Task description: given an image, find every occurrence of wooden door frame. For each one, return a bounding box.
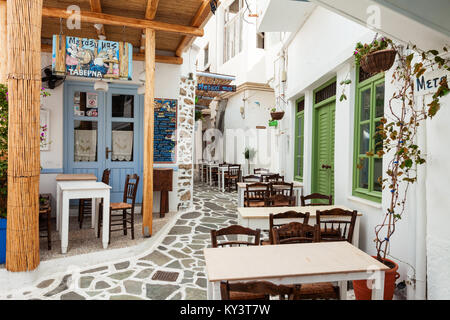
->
[311,77,336,198]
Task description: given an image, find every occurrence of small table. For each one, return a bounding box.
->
[56,181,111,254]
[204,241,389,300]
[237,181,303,207]
[237,205,362,247]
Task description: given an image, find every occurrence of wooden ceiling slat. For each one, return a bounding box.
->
[145,0,160,20]
[89,0,105,38]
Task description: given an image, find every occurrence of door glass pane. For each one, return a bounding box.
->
[358,157,369,189]
[112,94,134,118]
[374,158,383,192]
[374,121,383,153]
[375,83,385,118]
[111,122,134,161]
[360,88,371,121]
[74,121,98,162]
[360,123,370,154]
[74,91,99,117]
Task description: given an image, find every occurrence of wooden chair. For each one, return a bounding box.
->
[220,281,299,300]
[97,174,140,242]
[316,208,358,243]
[210,225,261,248]
[272,222,340,300]
[244,183,269,207]
[254,168,269,175]
[78,169,111,229]
[300,193,333,206]
[262,211,310,245]
[266,182,295,207]
[211,225,266,300]
[224,164,241,191]
[263,174,284,183]
[39,194,52,250]
[242,175,261,183]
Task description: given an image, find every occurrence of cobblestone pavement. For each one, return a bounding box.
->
[1,184,239,300]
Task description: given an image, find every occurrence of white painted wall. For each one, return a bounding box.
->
[39,51,193,214]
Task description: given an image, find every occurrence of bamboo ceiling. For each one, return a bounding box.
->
[40,0,210,59]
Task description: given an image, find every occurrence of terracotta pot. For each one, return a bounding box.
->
[360,49,397,75]
[353,256,400,300]
[270,111,285,120]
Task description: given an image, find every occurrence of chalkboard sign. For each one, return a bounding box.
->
[154,98,177,163]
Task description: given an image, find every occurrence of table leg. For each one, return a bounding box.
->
[91,197,96,229]
[209,166,212,186]
[207,281,221,300]
[56,183,61,232]
[339,281,348,300]
[238,187,244,207]
[372,270,385,300]
[221,169,225,192]
[61,193,69,254]
[102,191,110,249]
[295,189,300,206]
[218,169,221,191]
[94,198,99,232]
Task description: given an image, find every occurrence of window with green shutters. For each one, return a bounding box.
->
[294,97,305,182]
[353,68,385,202]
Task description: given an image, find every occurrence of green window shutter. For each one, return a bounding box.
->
[352,67,385,203]
[294,97,305,182]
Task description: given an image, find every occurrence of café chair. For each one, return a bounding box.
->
[316,208,358,243]
[300,193,332,206]
[220,281,299,300]
[244,183,269,207]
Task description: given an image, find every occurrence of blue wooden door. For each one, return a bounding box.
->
[64,81,143,203]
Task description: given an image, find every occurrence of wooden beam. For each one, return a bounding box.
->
[41,43,183,65]
[40,5,203,37]
[89,0,105,38]
[176,0,212,57]
[0,1,7,84]
[142,28,156,237]
[6,0,42,272]
[145,0,160,20]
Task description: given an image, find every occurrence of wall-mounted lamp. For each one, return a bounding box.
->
[240,106,245,119]
[94,79,109,92]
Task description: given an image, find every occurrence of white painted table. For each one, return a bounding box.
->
[237,181,304,207]
[204,241,388,300]
[237,205,362,247]
[56,181,111,254]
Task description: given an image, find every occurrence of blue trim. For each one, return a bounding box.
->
[41,168,64,174]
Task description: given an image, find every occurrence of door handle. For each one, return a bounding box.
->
[106,147,112,159]
[322,164,332,169]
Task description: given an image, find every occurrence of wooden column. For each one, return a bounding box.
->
[6,0,43,272]
[0,1,7,84]
[142,28,155,237]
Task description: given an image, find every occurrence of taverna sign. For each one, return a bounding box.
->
[415,69,449,96]
[52,35,133,80]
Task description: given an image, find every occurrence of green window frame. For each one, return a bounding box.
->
[294,97,305,182]
[352,68,385,203]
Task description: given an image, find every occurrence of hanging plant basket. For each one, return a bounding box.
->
[360,49,397,74]
[270,111,285,121]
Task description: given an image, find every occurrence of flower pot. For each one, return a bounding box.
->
[0,218,6,265]
[353,256,400,300]
[360,49,397,75]
[270,111,285,120]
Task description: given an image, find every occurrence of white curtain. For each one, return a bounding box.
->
[112,131,133,161]
[74,130,97,162]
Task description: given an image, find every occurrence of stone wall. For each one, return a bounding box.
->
[177,76,196,210]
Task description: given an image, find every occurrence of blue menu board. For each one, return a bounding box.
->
[154,99,177,163]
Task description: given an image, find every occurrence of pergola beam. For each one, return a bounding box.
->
[89,0,106,39]
[145,0,160,20]
[176,0,212,57]
[39,5,203,37]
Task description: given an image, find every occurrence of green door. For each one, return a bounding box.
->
[312,101,335,203]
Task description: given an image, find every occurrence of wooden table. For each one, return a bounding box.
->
[55,173,98,182]
[56,181,111,254]
[204,241,389,300]
[237,205,362,247]
[237,181,304,207]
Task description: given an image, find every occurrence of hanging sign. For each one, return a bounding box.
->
[197,83,236,92]
[415,69,449,96]
[52,35,133,80]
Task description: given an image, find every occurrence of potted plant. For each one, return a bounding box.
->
[195,110,204,122]
[354,36,397,74]
[0,84,8,264]
[353,43,450,299]
[270,107,285,120]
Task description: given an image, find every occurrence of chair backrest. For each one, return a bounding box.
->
[220,281,297,300]
[244,183,269,207]
[242,175,262,183]
[254,168,269,175]
[265,194,296,207]
[301,193,333,206]
[272,222,320,244]
[211,225,261,247]
[268,211,310,244]
[122,174,140,205]
[227,164,241,177]
[101,168,111,185]
[263,174,284,183]
[316,208,358,243]
[270,182,293,197]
